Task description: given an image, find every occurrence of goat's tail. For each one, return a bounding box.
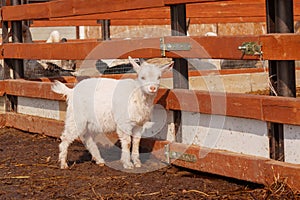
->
[51,80,73,98]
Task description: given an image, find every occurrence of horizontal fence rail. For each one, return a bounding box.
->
[1,78,300,126]
[1,0,300,24]
[1,35,300,60]
[1,0,223,21]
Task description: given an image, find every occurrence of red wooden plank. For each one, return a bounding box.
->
[141,139,300,191]
[1,38,162,60]
[156,88,300,125]
[164,36,260,60]
[4,109,300,191]
[48,0,74,18]
[3,79,67,100]
[69,0,165,16]
[31,20,100,27]
[259,34,300,61]
[2,77,300,125]
[4,113,300,191]
[262,97,300,126]
[186,1,265,18]
[0,80,5,96]
[2,35,300,60]
[164,0,224,5]
[1,0,300,23]
[5,112,64,138]
[1,0,165,20]
[1,2,50,21]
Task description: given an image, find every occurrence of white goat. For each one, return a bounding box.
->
[52,57,173,169]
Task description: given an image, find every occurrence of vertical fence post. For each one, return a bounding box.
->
[11,0,24,79]
[102,19,111,41]
[170,4,189,142]
[266,0,295,162]
[98,19,111,41]
[1,0,10,80]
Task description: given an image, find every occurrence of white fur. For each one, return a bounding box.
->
[46,30,61,43]
[52,57,173,169]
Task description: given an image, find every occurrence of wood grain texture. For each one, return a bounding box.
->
[142,139,300,191]
[2,35,299,60]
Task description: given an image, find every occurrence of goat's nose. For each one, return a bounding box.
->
[149,85,157,92]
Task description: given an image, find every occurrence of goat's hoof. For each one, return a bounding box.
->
[94,158,105,167]
[134,162,141,168]
[133,160,142,168]
[60,164,69,169]
[97,162,105,167]
[123,162,134,169]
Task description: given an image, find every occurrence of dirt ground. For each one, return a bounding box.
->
[0,128,299,200]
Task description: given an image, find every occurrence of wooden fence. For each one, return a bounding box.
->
[0,0,300,190]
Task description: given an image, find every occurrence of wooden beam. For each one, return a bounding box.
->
[158,88,300,126]
[31,20,101,27]
[1,38,162,60]
[163,36,261,59]
[1,0,300,25]
[5,112,64,138]
[2,78,300,126]
[1,0,166,21]
[164,0,221,5]
[141,139,300,191]
[1,2,51,20]
[260,34,300,61]
[2,35,300,60]
[3,111,300,191]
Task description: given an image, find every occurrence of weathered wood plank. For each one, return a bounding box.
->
[1,77,300,125]
[260,34,300,61]
[3,79,71,100]
[31,20,100,27]
[1,0,300,26]
[2,35,300,60]
[1,0,165,21]
[5,112,64,138]
[1,38,162,60]
[164,0,221,5]
[157,88,300,125]
[142,139,300,191]
[163,36,260,60]
[1,2,51,20]
[262,97,300,125]
[4,111,300,191]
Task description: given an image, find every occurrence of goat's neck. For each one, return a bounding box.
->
[134,87,155,107]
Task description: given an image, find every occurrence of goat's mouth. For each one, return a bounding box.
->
[148,91,157,95]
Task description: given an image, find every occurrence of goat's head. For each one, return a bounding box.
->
[129,56,173,95]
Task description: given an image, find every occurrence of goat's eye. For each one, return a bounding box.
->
[141,77,145,80]
[157,76,161,80]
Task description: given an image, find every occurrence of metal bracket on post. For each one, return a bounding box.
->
[160,37,191,57]
[164,144,197,164]
[238,42,262,56]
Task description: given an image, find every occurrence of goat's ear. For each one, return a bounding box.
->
[128,56,141,73]
[160,61,174,73]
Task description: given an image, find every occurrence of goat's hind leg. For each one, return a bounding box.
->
[59,129,79,169]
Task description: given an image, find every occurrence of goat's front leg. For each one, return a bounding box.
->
[131,136,141,167]
[132,126,142,168]
[117,127,134,169]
